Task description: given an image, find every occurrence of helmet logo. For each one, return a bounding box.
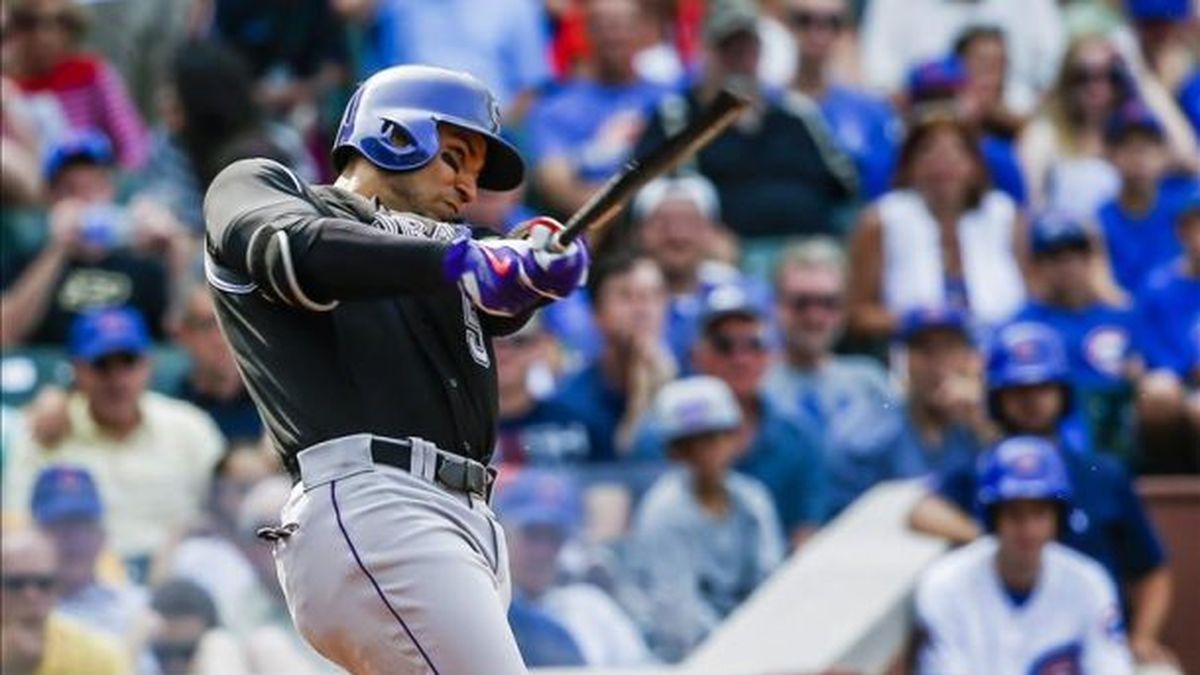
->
[488,97,502,132]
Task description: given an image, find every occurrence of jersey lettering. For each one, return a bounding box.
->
[461,292,490,367]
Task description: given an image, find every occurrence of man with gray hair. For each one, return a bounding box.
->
[762,237,903,517]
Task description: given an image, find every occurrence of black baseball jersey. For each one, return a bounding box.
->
[204,158,527,476]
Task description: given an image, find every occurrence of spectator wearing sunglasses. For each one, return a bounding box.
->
[148,579,249,675]
[1018,34,1198,222]
[4,307,225,582]
[5,0,147,168]
[762,238,901,517]
[634,283,827,547]
[785,0,901,200]
[0,527,131,675]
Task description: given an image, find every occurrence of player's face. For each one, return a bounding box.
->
[995,499,1059,560]
[695,317,770,401]
[997,383,1064,435]
[1108,133,1168,188]
[672,431,739,485]
[594,260,668,346]
[907,128,979,209]
[961,36,1007,101]
[775,264,845,359]
[637,197,713,282]
[377,125,487,220]
[1037,246,1092,298]
[73,353,152,422]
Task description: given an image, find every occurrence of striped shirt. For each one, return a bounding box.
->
[16,54,148,168]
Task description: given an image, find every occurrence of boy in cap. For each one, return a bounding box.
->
[631,375,783,661]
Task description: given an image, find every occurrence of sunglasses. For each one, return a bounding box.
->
[709,332,768,356]
[783,292,842,312]
[1,574,56,593]
[91,352,143,372]
[9,12,69,32]
[787,10,844,31]
[152,640,199,665]
[1068,65,1119,87]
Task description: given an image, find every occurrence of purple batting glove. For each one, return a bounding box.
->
[443,236,543,317]
[513,217,589,300]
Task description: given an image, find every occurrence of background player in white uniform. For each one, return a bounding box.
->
[915,435,1133,675]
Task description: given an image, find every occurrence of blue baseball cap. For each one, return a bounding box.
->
[43,130,115,182]
[700,283,764,331]
[897,306,970,343]
[1031,212,1093,255]
[494,470,582,532]
[31,465,104,524]
[1125,0,1192,21]
[1105,100,1165,143]
[907,56,968,103]
[68,306,151,363]
[655,376,743,444]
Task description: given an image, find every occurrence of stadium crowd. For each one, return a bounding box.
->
[1,0,1198,672]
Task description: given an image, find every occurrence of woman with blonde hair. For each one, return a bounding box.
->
[1019,34,1198,222]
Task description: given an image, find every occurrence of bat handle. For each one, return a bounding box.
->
[546,227,575,253]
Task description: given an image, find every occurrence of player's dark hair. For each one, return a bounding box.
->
[151,579,221,628]
[170,40,289,188]
[953,25,1005,58]
[586,248,653,309]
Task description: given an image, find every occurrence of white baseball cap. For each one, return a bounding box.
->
[632,174,721,222]
[655,376,742,444]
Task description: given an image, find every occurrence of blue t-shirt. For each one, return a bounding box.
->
[887,411,984,480]
[980,134,1028,206]
[1098,192,1184,294]
[631,396,827,534]
[1136,262,1200,379]
[508,598,586,667]
[527,78,671,182]
[1014,302,1137,391]
[547,362,627,462]
[819,85,900,200]
[496,399,593,465]
[935,443,1166,590]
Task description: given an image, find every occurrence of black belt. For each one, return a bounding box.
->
[369,437,495,499]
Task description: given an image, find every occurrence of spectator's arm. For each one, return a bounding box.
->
[1129,63,1200,175]
[0,138,43,206]
[0,202,84,347]
[1127,567,1177,666]
[859,0,906,95]
[1017,119,1057,211]
[847,207,894,339]
[95,61,149,169]
[1084,229,1130,306]
[908,493,981,544]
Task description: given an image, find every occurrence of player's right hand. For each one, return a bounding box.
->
[443,236,543,317]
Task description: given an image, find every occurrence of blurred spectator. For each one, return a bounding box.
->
[633,0,858,240]
[953,25,1028,140]
[764,238,900,516]
[169,287,263,444]
[30,466,150,656]
[349,0,549,116]
[528,0,671,216]
[1015,214,1140,461]
[148,579,249,675]
[0,131,193,346]
[495,317,592,464]
[4,307,225,579]
[6,0,148,167]
[81,0,190,122]
[1,527,132,674]
[507,598,586,667]
[498,469,652,666]
[1135,190,1200,471]
[1123,0,1198,98]
[848,114,1028,341]
[630,376,784,662]
[860,0,1066,114]
[636,283,827,546]
[137,40,308,233]
[909,321,1176,667]
[549,253,674,461]
[904,55,1029,205]
[1097,102,1188,294]
[1,77,45,206]
[633,175,745,367]
[915,436,1134,673]
[203,0,348,122]
[881,308,988,477]
[627,0,705,87]
[1019,34,1199,221]
[786,0,901,200]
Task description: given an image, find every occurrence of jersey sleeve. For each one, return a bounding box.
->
[914,569,974,675]
[1081,565,1135,675]
[204,158,454,309]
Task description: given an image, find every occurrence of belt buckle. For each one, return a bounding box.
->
[435,457,491,497]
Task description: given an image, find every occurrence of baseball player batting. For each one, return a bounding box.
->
[202,65,588,674]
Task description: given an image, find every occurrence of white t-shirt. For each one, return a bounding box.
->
[915,537,1133,675]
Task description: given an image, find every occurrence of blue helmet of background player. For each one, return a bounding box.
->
[332,65,525,191]
[985,321,1073,429]
[976,435,1073,532]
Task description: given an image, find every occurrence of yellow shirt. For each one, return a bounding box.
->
[35,613,132,675]
[4,392,225,558]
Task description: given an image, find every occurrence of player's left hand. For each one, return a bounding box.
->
[510,216,589,300]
